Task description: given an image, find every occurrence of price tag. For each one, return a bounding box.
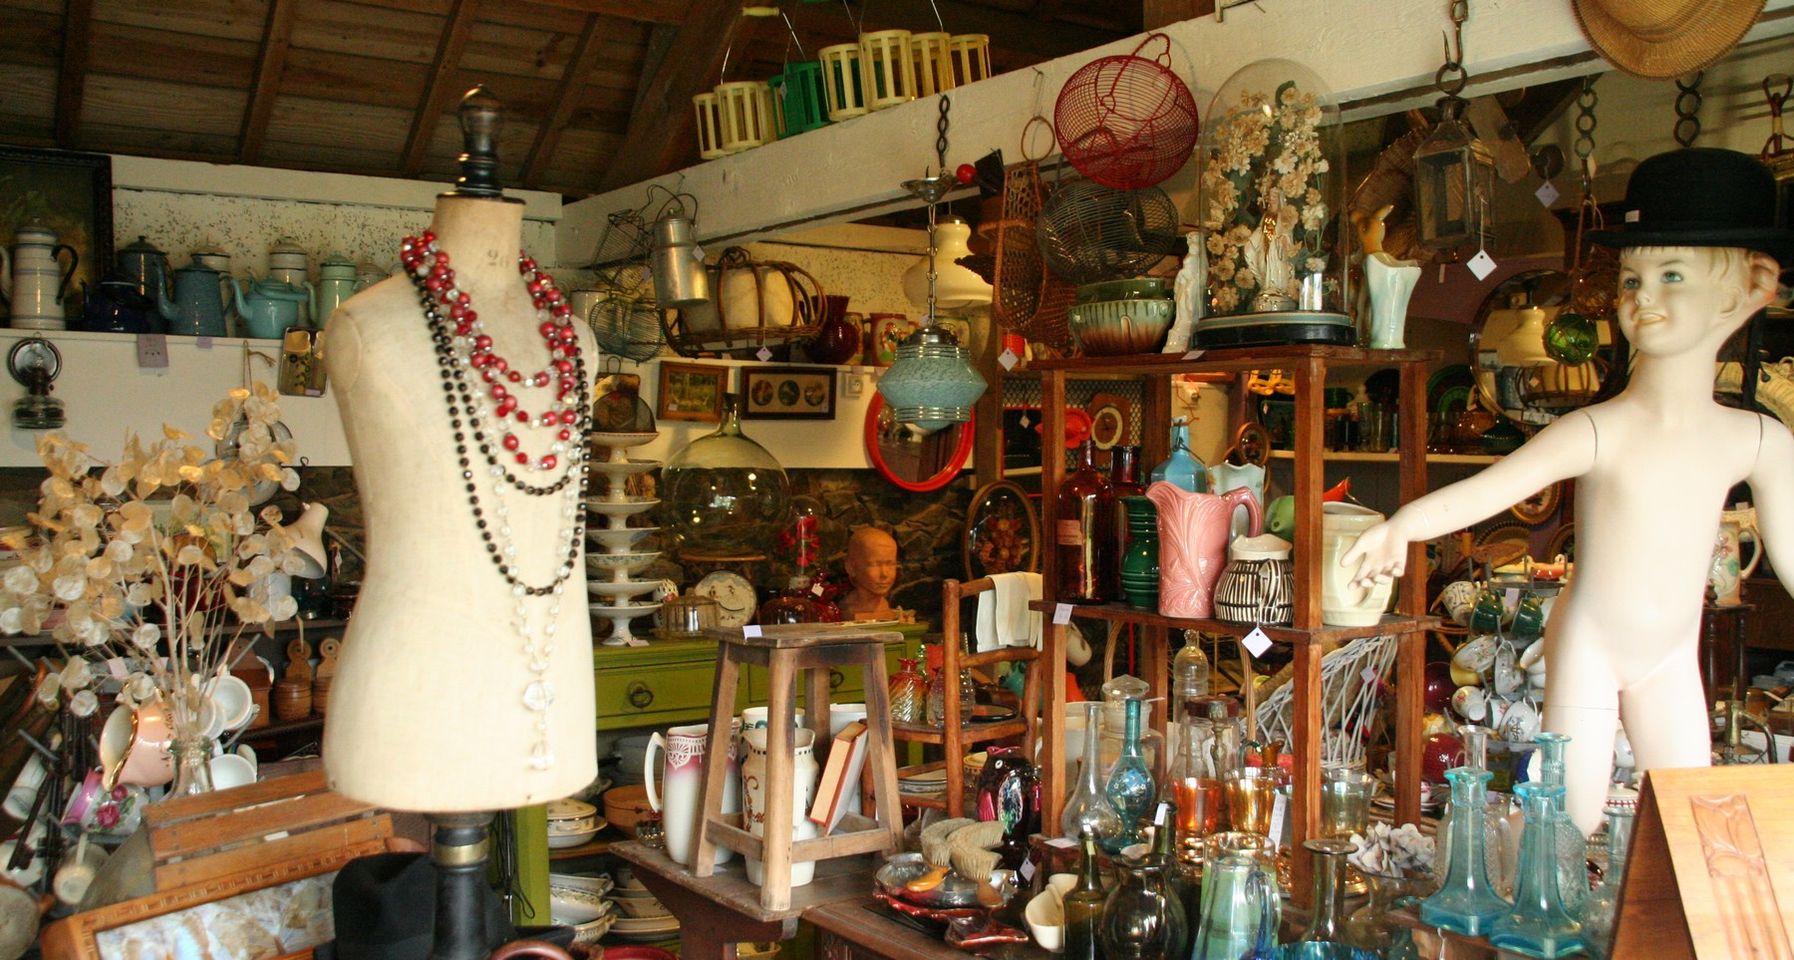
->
[625,636,650,647]
[1268,792,1288,850]
[1534,181,1560,207]
[811,583,825,596]
[135,334,169,369]
[1241,625,1272,658]
[640,264,653,281]
[195,336,214,350]
[756,346,773,362]
[1053,603,1073,625]
[1361,666,1381,685]
[998,349,1018,371]
[1046,836,1078,849]
[1183,349,1204,361]
[743,625,763,638]
[1019,858,1037,882]
[691,245,706,261]
[1155,801,1170,826]
[1018,412,1031,429]
[1467,249,1498,281]
[1505,588,1519,606]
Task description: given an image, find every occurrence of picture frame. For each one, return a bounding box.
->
[656,361,728,423]
[742,365,836,420]
[0,146,113,322]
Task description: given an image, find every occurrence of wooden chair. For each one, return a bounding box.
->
[891,577,1043,817]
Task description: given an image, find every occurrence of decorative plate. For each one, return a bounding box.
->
[693,570,756,627]
[1509,481,1561,526]
[963,480,1040,580]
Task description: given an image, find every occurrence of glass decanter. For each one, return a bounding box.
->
[1061,701,1123,844]
[1148,801,1195,960]
[1343,867,1430,955]
[1490,782,1585,958]
[1064,828,1108,960]
[1099,852,1187,960]
[1057,439,1115,603]
[660,393,791,559]
[887,656,927,724]
[1104,696,1155,852]
[1532,732,1590,917]
[1580,791,1636,959]
[1437,725,1507,895]
[1420,766,1511,936]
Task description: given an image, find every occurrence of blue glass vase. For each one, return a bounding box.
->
[1149,419,1207,492]
[1104,697,1155,852]
[1532,732,1590,917]
[1420,767,1510,936]
[1490,783,1585,958]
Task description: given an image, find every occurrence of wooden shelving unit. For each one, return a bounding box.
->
[1268,450,1502,465]
[1033,345,1439,906]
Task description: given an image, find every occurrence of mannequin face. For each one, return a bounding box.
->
[845,529,898,600]
[1616,246,1750,356]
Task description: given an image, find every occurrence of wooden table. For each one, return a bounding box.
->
[807,897,1051,960]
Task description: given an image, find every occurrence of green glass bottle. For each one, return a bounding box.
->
[1064,827,1107,960]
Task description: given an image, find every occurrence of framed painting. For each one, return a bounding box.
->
[656,361,727,423]
[742,365,835,420]
[0,147,113,323]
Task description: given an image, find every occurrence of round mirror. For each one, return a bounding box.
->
[864,394,975,492]
[1467,270,1615,427]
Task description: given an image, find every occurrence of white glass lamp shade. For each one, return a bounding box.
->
[903,218,992,311]
[876,325,987,433]
[290,502,329,579]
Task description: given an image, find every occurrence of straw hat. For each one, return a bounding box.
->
[1572,0,1764,79]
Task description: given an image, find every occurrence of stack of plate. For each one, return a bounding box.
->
[587,431,663,646]
[549,873,616,944]
[609,871,680,942]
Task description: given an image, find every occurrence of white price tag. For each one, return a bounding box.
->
[1268,792,1288,850]
[1467,249,1498,281]
[1155,801,1170,826]
[1534,180,1560,207]
[135,334,169,369]
[1020,859,1037,882]
[743,625,763,638]
[640,265,652,281]
[1504,588,1519,606]
[1018,412,1031,428]
[691,245,706,261]
[1046,836,1078,849]
[1241,625,1272,658]
[625,637,650,647]
[999,349,1018,371]
[1183,349,1204,361]
[756,346,773,361]
[1053,603,1073,625]
[1361,666,1381,685]
[811,583,825,596]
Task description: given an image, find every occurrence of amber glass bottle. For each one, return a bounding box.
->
[1057,439,1114,603]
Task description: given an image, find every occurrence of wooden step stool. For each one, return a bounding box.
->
[691,624,905,910]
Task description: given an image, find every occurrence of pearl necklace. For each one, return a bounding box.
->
[404,234,589,771]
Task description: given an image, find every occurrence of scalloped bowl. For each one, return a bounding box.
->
[1065,297,1175,356]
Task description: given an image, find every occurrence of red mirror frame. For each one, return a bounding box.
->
[863,394,976,492]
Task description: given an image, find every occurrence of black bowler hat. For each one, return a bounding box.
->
[326,853,516,960]
[1588,147,1794,268]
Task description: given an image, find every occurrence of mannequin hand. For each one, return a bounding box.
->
[1340,520,1408,588]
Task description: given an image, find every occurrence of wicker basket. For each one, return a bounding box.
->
[667,247,825,356]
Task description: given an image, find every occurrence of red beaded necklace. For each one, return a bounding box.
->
[400,231,581,471]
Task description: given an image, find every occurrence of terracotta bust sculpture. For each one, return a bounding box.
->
[841,526,899,619]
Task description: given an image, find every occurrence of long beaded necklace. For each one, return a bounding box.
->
[403,231,589,770]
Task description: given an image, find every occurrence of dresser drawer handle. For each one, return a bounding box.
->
[626,681,655,709]
[829,669,845,691]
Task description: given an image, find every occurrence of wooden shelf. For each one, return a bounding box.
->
[1027,344,1442,375]
[889,717,1027,746]
[1268,450,1501,465]
[1029,601,1437,645]
[2,617,348,649]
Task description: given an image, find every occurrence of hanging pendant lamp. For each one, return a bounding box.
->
[877,169,986,434]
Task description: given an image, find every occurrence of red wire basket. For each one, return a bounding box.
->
[1054,33,1199,191]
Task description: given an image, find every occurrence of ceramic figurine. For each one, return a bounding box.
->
[1344,148,1794,834]
[1165,232,1206,352]
[841,526,898,619]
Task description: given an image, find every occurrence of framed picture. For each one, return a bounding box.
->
[656,361,728,422]
[0,146,113,322]
[742,365,836,420]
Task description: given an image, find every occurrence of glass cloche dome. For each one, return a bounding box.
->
[660,393,792,560]
[1193,58,1348,348]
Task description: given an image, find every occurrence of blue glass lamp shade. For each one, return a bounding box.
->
[876,324,987,433]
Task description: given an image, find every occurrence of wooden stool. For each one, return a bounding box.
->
[691,625,905,910]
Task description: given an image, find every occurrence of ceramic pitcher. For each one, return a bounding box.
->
[740,727,819,888]
[1321,502,1394,626]
[644,722,739,867]
[2,222,79,330]
[1709,505,1762,607]
[1148,481,1264,619]
[1206,461,1266,539]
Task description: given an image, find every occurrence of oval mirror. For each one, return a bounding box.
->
[864,394,975,492]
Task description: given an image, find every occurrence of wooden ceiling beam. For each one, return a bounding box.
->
[238,0,298,164]
[521,13,605,188]
[596,0,741,192]
[517,0,689,25]
[401,0,480,178]
[54,0,94,148]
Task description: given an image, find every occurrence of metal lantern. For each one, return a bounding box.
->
[1413,96,1494,251]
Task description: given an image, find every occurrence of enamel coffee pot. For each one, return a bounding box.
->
[158,259,228,337]
[116,236,171,329]
[267,237,314,326]
[230,275,309,340]
[1,222,80,330]
[313,253,358,327]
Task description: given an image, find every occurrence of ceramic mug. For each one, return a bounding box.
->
[1319,502,1393,627]
[99,701,174,791]
[644,721,739,867]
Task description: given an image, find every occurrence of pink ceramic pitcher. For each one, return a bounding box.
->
[1148,481,1264,618]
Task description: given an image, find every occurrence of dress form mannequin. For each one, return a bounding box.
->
[323,91,596,811]
[841,526,899,619]
[1343,149,1794,835]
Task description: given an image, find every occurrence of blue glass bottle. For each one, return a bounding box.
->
[1149,418,1207,492]
[1581,792,1635,959]
[1420,767,1510,936]
[1490,783,1585,958]
[1104,697,1155,852]
[1531,733,1590,918]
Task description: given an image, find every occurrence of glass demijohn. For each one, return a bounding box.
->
[660,394,791,558]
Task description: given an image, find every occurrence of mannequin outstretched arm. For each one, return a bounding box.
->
[1749,413,1794,593]
[1343,410,1598,585]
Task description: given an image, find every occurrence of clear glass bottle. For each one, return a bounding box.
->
[1490,782,1585,958]
[1104,697,1155,852]
[887,656,927,724]
[1062,701,1123,844]
[1149,418,1207,492]
[1057,439,1114,603]
[1580,792,1636,959]
[1174,631,1211,705]
[1099,853,1187,960]
[1532,732,1590,917]
[660,394,792,558]
[1297,838,1357,946]
[1420,766,1511,936]
[1063,827,1107,960]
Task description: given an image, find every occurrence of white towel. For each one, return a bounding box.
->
[973,571,1043,652]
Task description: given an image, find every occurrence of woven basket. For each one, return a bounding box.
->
[988,160,1076,354]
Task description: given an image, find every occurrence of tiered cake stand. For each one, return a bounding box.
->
[587,430,663,646]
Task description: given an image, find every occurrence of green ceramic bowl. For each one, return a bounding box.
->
[1065,297,1176,356]
[1075,277,1172,304]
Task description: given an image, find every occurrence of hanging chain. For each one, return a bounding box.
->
[1763,74,1792,158]
[1574,77,1599,195]
[1674,71,1703,148]
[1434,0,1470,97]
[936,96,951,173]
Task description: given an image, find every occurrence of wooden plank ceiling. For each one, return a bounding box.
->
[0,0,1140,198]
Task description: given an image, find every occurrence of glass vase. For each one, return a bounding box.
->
[1531,733,1590,917]
[1342,871,1425,955]
[1099,853,1188,960]
[1104,697,1155,852]
[1490,782,1585,958]
[1062,701,1123,844]
[1287,838,1380,959]
[1119,495,1162,610]
[1581,798,1634,959]
[660,393,792,559]
[1420,767,1510,936]
[888,656,927,724]
[167,730,215,798]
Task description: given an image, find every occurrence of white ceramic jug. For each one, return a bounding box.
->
[740,727,819,888]
[1320,502,1394,626]
[644,721,739,867]
[2,222,79,330]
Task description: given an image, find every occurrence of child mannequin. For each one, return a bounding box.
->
[1344,149,1794,834]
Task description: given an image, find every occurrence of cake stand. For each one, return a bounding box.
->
[587,431,663,646]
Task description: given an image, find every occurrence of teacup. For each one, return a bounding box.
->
[201,674,255,736]
[1024,873,1079,953]
[1440,580,1479,625]
[62,768,112,827]
[99,700,175,791]
[1510,593,1547,638]
[207,752,257,791]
